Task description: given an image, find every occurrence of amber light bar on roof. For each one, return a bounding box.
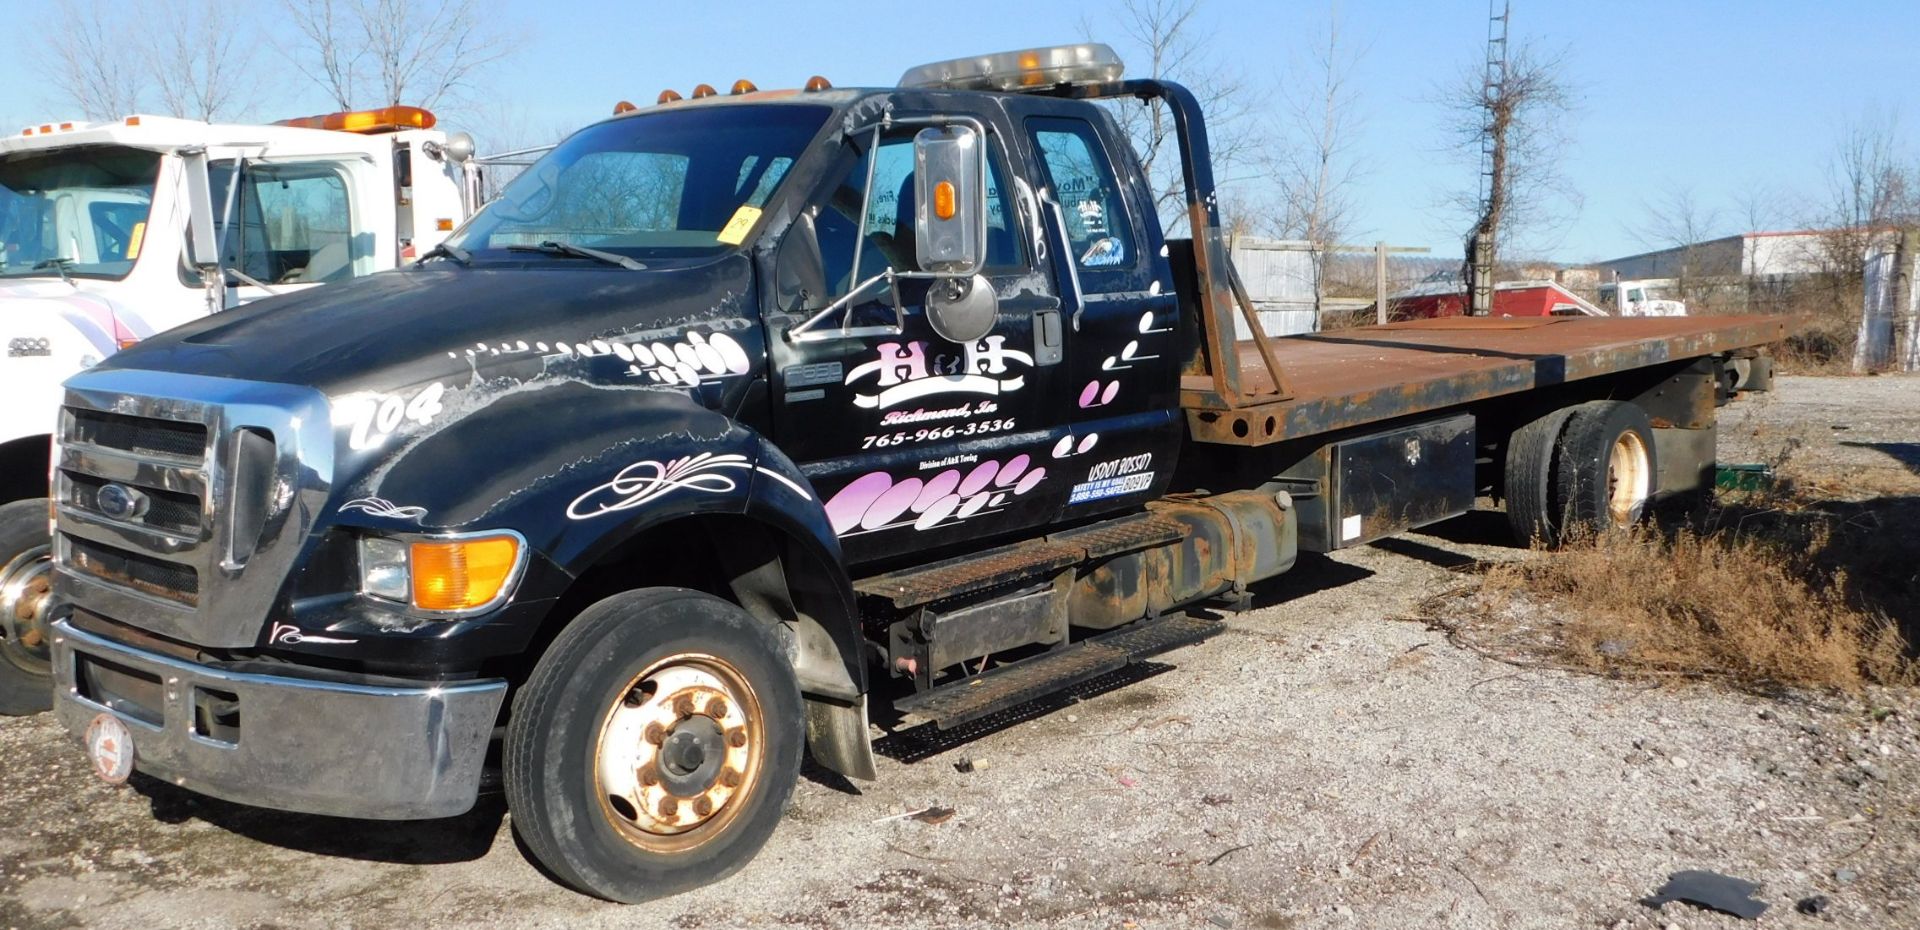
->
[274,105,436,133]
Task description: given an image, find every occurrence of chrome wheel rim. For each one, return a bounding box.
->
[0,544,53,668]
[1606,432,1652,526]
[594,654,763,853]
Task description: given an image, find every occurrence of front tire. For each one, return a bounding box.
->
[505,588,803,903]
[0,499,55,716]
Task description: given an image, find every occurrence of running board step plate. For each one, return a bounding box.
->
[854,540,1083,609]
[1049,514,1185,559]
[893,614,1224,729]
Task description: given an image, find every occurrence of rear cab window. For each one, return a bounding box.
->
[1026,116,1140,277]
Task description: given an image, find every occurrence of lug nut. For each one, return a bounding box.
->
[706,697,729,720]
[644,722,665,745]
[658,797,678,818]
[639,768,658,787]
[727,728,748,748]
[720,768,742,788]
[673,694,696,717]
[693,797,714,817]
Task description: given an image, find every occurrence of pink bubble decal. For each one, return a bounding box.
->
[1102,381,1120,404]
[861,478,924,530]
[995,454,1031,487]
[823,472,893,534]
[913,470,962,510]
[823,454,1052,536]
[958,461,1001,496]
[1015,468,1047,495]
[1078,381,1100,408]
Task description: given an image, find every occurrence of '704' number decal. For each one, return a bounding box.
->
[339,383,448,451]
[862,418,1016,449]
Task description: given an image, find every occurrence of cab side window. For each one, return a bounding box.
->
[814,132,1024,297]
[1027,117,1137,273]
[205,162,357,285]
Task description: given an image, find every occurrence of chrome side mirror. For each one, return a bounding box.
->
[912,125,985,273]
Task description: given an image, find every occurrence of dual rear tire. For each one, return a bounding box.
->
[1504,401,1658,546]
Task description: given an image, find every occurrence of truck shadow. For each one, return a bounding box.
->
[131,774,506,864]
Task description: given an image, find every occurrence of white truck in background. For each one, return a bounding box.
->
[0,105,479,712]
[1598,276,1689,317]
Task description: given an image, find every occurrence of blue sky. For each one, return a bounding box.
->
[5,0,1914,262]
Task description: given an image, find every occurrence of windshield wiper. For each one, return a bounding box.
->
[505,240,646,271]
[415,241,472,267]
[31,257,75,285]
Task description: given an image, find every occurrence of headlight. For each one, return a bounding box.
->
[8,336,51,357]
[358,532,524,613]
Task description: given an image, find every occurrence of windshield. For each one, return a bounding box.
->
[449,104,829,263]
[0,145,160,280]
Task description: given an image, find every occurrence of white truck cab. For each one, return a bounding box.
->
[0,106,476,712]
[1598,277,1688,317]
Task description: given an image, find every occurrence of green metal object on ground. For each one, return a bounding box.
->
[1715,463,1776,491]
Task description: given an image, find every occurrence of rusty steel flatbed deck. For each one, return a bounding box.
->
[1180,315,1790,446]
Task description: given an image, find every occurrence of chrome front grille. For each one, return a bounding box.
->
[53,370,336,649]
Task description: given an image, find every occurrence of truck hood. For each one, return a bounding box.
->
[97,258,758,397]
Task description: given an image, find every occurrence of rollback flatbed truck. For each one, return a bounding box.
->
[29,44,1785,902]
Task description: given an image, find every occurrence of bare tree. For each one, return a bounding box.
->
[148,0,263,121]
[36,0,148,120]
[280,0,515,111]
[1269,3,1366,250]
[1632,183,1724,300]
[1815,106,1916,283]
[1085,0,1252,234]
[1442,41,1580,286]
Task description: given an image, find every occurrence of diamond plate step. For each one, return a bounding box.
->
[1049,514,1185,559]
[854,540,1082,609]
[893,613,1223,729]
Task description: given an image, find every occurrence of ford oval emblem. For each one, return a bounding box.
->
[96,483,148,521]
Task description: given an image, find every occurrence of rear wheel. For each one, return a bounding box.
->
[1503,407,1577,546]
[0,499,55,716]
[1553,401,1658,535]
[505,588,802,903]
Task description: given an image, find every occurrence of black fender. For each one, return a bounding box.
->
[319,376,865,698]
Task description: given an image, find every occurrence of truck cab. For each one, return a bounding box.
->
[0,107,474,711]
[1598,277,1688,316]
[27,44,1783,905]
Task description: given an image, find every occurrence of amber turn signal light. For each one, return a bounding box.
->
[933,181,956,220]
[409,534,521,612]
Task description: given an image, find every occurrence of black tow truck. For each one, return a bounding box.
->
[30,44,1785,901]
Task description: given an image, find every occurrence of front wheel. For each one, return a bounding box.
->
[505,588,803,903]
[0,499,55,716]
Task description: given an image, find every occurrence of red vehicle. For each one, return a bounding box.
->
[1392,279,1606,320]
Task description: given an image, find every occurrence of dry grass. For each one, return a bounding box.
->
[1476,520,1913,691]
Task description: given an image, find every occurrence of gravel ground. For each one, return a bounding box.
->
[4,375,1917,930]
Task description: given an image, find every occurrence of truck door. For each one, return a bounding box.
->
[766,115,1068,567]
[1012,106,1182,519]
[202,159,371,307]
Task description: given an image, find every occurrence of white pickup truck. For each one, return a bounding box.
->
[0,105,478,712]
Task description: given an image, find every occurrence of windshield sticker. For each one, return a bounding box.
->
[1081,236,1126,267]
[845,338,1033,410]
[338,496,427,521]
[823,455,1047,536]
[338,382,447,451]
[716,205,763,245]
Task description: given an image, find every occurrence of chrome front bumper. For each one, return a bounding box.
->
[50,620,507,820]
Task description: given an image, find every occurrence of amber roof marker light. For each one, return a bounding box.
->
[657,89,684,104]
[692,84,718,99]
[804,75,832,91]
[730,79,758,95]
